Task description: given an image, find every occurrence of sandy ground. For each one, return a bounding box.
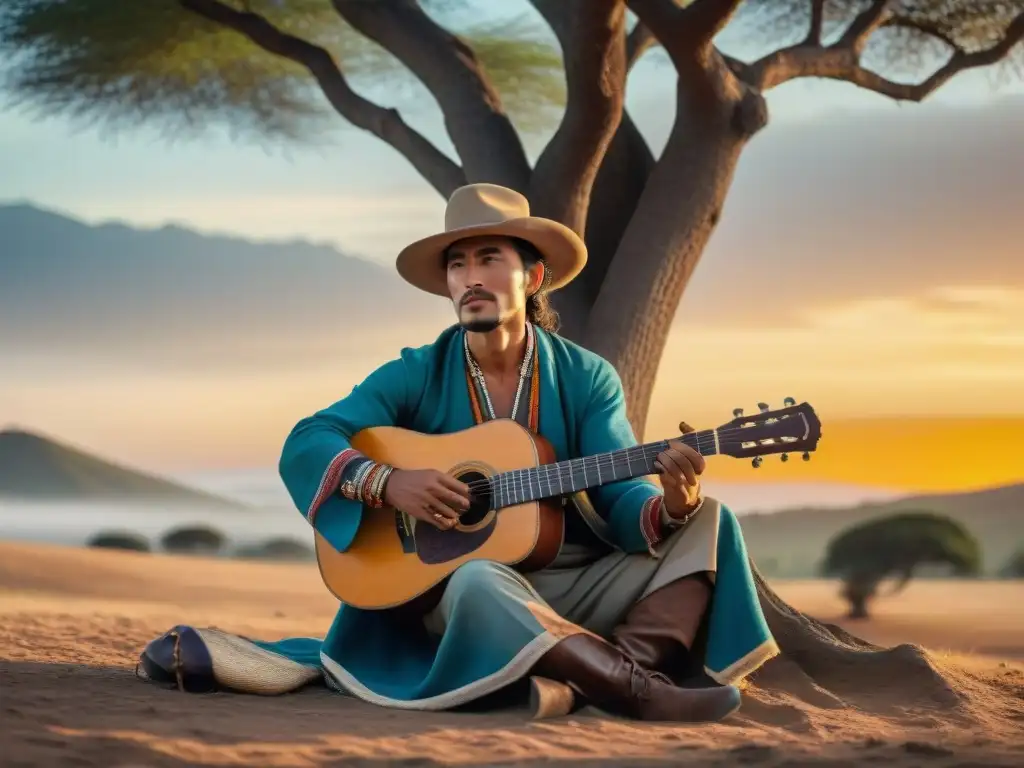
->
[1,540,1022,767]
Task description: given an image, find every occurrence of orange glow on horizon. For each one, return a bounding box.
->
[698,417,1024,493]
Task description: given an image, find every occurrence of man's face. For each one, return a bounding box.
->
[445,236,541,333]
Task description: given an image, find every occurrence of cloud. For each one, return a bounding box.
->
[801,286,1024,341]
[670,96,1024,327]
[645,285,1024,432]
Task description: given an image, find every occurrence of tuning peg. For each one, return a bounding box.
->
[780,453,789,462]
[783,397,796,407]
[802,452,811,461]
[757,402,769,413]
[752,456,763,468]
[733,408,744,418]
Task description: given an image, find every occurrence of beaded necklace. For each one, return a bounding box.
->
[463,322,536,424]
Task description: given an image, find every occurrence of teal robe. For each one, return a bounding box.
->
[245,325,777,708]
[281,324,664,557]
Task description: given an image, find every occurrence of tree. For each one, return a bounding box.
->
[821,511,982,618]
[234,536,315,561]
[2,0,1022,435]
[160,524,227,554]
[3,0,1021,714]
[88,530,151,552]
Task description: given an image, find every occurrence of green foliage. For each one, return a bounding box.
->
[736,1,1024,60]
[234,536,315,561]
[0,1,1019,159]
[1,1,328,141]
[822,510,982,618]
[88,530,151,552]
[161,524,226,553]
[822,510,983,582]
[0,0,564,143]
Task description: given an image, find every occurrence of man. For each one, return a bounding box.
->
[137,184,778,722]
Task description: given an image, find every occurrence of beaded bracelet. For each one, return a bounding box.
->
[338,457,394,509]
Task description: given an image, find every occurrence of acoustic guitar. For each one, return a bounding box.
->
[315,399,821,609]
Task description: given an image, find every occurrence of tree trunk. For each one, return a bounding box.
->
[543,57,968,718]
[846,594,870,620]
[746,562,963,713]
[583,63,754,436]
[551,113,656,343]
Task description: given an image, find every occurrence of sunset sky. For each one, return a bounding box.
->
[1,12,1022,497]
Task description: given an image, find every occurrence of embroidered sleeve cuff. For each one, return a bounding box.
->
[640,495,664,553]
[307,448,364,527]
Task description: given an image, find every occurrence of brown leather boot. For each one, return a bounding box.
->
[612,573,712,681]
[531,632,741,723]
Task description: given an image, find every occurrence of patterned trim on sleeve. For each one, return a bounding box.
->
[306,448,362,526]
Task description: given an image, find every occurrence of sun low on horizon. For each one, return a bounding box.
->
[686,416,1024,494]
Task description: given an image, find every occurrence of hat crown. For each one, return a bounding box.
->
[445,183,530,232]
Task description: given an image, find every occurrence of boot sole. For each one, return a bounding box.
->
[573,687,742,724]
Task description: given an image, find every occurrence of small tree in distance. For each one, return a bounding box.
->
[821,511,982,619]
[235,536,315,561]
[161,524,227,555]
[88,530,151,552]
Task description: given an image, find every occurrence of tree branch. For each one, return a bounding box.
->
[627,0,743,67]
[806,0,826,46]
[332,0,531,191]
[837,0,892,54]
[882,18,962,52]
[626,21,656,70]
[528,0,626,234]
[742,9,1024,103]
[677,0,747,46]
[177,0,465,196]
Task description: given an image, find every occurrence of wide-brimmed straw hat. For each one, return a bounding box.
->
[396,183,588,297]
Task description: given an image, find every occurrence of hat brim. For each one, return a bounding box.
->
[395,217,587,298]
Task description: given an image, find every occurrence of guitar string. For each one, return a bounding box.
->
[479,441,788,502]
[468,424,809,495]
[458,419,815,504]
[467,418,809,486]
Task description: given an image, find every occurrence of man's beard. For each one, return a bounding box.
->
[459,317,501,333]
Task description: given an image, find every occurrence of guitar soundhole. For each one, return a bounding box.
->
[456,469,492,527]
[413,469,496,566]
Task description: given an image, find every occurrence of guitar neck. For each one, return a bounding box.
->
[490,429,720,510]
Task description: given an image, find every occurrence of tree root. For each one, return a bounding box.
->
[748,558,965,716]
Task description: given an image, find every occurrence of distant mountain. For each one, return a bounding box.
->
[739,482,1024,577]
[0,427,246,509]
[0,203,445,362]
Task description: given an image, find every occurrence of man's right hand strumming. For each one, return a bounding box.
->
[384,469,472,530]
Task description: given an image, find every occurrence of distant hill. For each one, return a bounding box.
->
[0,203,445,363]
[0,427,246,509]
[739,482,1024,577]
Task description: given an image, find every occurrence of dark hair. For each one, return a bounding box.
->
[441,237,561,333]
[510,238,560,334]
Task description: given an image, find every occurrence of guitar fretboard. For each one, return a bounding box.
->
[489,429,720,510]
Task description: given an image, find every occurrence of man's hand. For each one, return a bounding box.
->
[383,468,471,530]
[654,420,705,519]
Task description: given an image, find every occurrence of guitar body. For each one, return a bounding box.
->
[314,419,566,610]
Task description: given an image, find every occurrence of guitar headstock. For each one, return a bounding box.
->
[715,398,821,467]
